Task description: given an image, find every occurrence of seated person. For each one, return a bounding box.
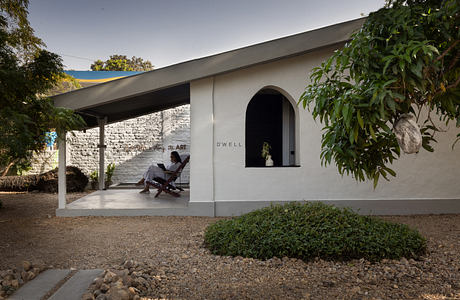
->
[136,151,182,193]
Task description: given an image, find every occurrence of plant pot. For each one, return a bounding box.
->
[90,181,98,190]
[105,181,113,189]
[265,155,274,167]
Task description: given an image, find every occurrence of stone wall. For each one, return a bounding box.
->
[28,105,190,184]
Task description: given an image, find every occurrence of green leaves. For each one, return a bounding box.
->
[0,6,86,175]
[204,202,427,262]
[299,0,460,187]
[90,55,154,71]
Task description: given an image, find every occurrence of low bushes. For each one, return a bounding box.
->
[0,166,88,192]
[204,202,426,262]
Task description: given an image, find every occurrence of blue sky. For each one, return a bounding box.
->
[28,0,386,70]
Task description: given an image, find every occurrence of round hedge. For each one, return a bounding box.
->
[204,202,426,262]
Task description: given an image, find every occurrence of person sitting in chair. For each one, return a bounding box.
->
[136,151,182,194]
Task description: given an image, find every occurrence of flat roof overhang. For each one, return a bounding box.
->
[52,18,366,128]
[77,83,189,127]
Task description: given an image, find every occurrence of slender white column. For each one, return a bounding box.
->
[98,117,107,190]
[58,130,66,209]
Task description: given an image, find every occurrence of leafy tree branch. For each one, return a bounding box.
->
[300,0,459,187]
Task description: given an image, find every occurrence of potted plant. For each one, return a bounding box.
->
[261,142,274,167]
[105,163,115,189]
[89,170,98,190]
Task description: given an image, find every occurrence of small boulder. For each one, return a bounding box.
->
[100,283,110,293]
[81,293,94,300]
[103,270,118,284]
[22,261,32,272]
[107,288,129,300]
[11,279,19,289]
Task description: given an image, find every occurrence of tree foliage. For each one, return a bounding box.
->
[90,55,154,71]
[0,0,86,176]
[300,0,459,187]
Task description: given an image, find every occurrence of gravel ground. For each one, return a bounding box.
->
[0,192,459,299]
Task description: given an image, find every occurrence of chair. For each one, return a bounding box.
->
[146,155,190,198]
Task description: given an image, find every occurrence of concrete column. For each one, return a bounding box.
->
[98,117,107,190]
[190,78,215,203]
[58,130,66,209]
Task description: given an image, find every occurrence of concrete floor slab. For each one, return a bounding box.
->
[55,189,216,217]
[9,269,71,300]
[67,189,189,209]
[49,269,103,300]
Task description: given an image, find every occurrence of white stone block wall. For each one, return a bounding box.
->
[28,105,190,184]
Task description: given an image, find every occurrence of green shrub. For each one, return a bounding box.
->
[204,202,426,262]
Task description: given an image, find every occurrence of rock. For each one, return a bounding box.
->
[22,261,32,271]
[21,271,28,281]
[93,289,102,297]
[95,294,107,300]
[103,270,118,284]
[123,260,133,269]
[128,286,139,296]
[81,293,94,300]
[107,288,129,300]
[111,279,124,289]
[100,283,110,293]
[2,280,11,287]
[400,258,409,266]
[11,279,19,288]
[3,274,13,281]
[93,277,103,289]
[27,271,35,281]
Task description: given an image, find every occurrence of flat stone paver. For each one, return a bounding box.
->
[49,269,103,300]
[9,269,71,300]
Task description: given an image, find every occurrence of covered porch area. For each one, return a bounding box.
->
[56,187,198,216]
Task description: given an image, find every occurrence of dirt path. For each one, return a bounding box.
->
[0,192,459,299]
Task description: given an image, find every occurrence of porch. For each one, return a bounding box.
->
[56,187,196,217]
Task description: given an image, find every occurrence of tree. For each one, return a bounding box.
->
[300,0,459,187]
[0,0,86,176]
[90,55,154,71]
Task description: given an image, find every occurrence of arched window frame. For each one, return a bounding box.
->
[244,86,300,167]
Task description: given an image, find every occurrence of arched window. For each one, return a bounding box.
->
[245,88,296,167]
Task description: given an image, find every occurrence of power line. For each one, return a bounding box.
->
[58,53,95,62]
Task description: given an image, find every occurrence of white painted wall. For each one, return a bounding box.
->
[190,78,215,203]
[189,45,460,204]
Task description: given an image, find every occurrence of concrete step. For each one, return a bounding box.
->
[49,269,103,300]
[8,269,102,300]
[8,269,71,300]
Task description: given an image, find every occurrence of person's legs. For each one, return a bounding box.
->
[140,165,164,193]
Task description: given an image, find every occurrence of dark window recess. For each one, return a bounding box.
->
[246,93,282,167]
[245,88,296,167]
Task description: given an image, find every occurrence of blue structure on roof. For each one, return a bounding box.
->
[64,70,143,80]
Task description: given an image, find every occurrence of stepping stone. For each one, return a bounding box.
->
[49,269,103,300]
[9,269,71,300]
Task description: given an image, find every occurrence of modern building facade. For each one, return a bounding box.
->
[53,18,460,216]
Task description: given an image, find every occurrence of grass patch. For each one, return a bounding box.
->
[204,202,426,262]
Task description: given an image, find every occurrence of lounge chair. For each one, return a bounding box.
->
[146,155,190,197]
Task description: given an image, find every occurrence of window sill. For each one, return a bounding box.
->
[245,165,301,168]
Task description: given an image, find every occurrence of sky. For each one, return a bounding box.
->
[28,0,386,71]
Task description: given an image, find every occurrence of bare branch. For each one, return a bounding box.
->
[434,40,459,63]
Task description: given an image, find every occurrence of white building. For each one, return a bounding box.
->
[53,18,460,216]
